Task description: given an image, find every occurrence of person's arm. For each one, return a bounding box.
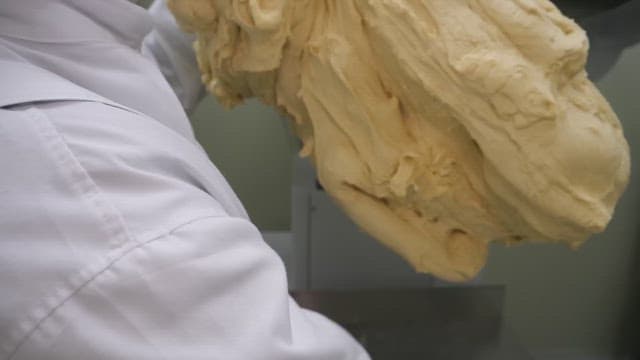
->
[142,0,205,112]
[0,100,370,360]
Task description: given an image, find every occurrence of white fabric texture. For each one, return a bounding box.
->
[0,0,370,359]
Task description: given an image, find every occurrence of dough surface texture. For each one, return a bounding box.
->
[169,0,630,281]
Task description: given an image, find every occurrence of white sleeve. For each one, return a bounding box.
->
[13,215,370,360]
[142,0,205,112]
[1,101,370,360]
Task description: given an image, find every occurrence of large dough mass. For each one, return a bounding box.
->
[169,0,630,281]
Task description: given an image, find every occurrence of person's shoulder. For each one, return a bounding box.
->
[8,99,190,148]
[14,99,140,123]
[1,100,147,147]
[1,99,127,122]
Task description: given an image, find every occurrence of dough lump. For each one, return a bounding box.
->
[169,0,630,282]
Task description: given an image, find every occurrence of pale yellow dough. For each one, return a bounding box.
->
[169,0,630,282]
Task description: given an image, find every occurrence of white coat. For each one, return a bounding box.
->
[0,1,370,359]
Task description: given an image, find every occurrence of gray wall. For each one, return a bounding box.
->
[190,99,294,230]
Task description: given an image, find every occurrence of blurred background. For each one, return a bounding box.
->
[158,1,640,359]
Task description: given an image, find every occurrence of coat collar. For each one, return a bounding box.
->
[0,0,199,146]
[0,44,142,116]
[0,0,154,109]
[0,0,152,48]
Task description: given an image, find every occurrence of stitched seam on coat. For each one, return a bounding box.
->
[23,106,134,249]
[5,214,225,360]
